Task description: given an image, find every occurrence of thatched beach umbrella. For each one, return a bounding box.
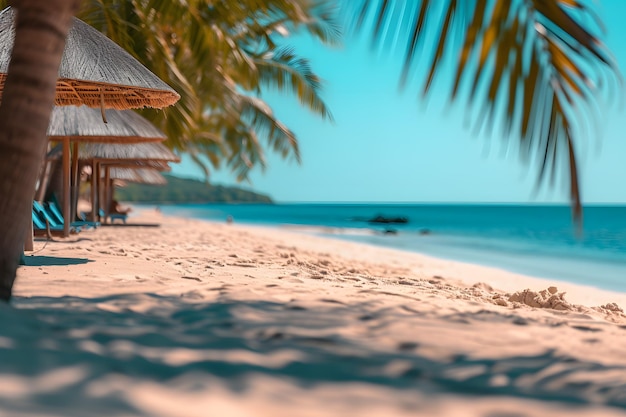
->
[0,7,180,111]
[48,106,168,143]
[46,105,168,234]
[104,160,172,171]
[109,167,168,186]
[79,142,180,162]
[81,141,179,193]
[79,142,180,221]
[44,146,172,208]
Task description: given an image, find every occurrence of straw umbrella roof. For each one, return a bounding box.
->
[109,167,167,185]
[101,160,173,171]
[46,145,172,172]
[0,7,179,109]
[47,106,166,143]
[79,142,180,163]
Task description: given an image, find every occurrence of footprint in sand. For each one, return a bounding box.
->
[397,342,419,352]
[285,305,307,311]
[320,298,345,305]
[570,325,603,333]
[232,263,255,268]
[181,276,202,282]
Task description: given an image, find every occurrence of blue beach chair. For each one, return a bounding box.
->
[32,204,79,235]
[99,208,127,224]
[46,199,99,229]
[33,201,80,233]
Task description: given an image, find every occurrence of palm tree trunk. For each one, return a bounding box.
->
[0,0,81,301]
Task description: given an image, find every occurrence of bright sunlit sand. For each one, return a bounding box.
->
[5,207,626,417]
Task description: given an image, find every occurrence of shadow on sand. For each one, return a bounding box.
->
[0,294,623,416]
[22,255,92,267]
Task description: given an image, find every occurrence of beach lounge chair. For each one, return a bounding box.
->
[99,208,128,224]
[46,199,100,229]
[31,206,79,236]
[33,201,82,233]
[78,210,102,226]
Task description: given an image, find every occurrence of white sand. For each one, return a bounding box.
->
[6,208,626,417]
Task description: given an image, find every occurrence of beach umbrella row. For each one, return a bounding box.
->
[45,141,173,222]
[47,106,170,231]
[96,166,169,221]
[81,141,179,221]
[0,6,181,236]
[45,120,177,224]
[103,167,167,216]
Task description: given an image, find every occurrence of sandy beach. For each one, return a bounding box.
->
[6,207,626,416]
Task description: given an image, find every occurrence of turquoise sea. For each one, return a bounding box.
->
[158,203,626,293]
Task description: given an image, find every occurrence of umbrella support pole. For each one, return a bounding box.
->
[104,166,110,223]
[91,160,97,221]
[70,142,79,222]
[24,203,34,252]
[97,162,104,221]
[62,138,71,237]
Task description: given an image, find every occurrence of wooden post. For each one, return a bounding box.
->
[98,163,105,221]
[96,161,102,220]
[23,187,37,252]
[24,205,34,251]
[70,141,79,221]
[62,138,70,237]
[90,159,97,221]
[104,165,110,223]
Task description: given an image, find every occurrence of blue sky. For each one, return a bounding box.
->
[172,1,626,204]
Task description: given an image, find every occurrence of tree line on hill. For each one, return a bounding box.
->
[115,175,272,204]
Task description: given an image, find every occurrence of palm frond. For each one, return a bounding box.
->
[250,46,333,121]
[238,94,300,164]
[78,0,336,183]
[347,0,619,223]
[79,0,138,51]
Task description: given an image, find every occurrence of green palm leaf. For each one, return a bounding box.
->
[76,0,339,182]
[249,46,333,121]
[348,0,619,223]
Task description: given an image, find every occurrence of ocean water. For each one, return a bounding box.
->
[158,203,626,293]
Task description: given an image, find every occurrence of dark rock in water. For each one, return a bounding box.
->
[368,215,409,224]
[382,228,398,235]
[419,228,431,235]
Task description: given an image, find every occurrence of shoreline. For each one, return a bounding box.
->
[17,207,626,309]
[278,222,626,297]
[9,208,626,416]
[158,202,626,295]
[238,221,626,311]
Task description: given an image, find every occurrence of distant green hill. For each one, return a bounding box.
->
[115,174,273,203]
